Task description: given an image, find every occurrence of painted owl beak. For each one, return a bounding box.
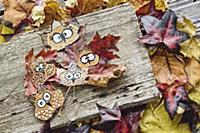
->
[72,78,76,83]
[61,34,66,43]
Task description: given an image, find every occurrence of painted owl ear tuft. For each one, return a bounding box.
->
[51,20,62,30]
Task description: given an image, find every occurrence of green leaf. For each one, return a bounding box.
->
[1,24,15,35]
[0,35,6,44]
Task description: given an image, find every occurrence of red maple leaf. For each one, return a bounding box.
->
[157,81,189,119]
[87,32,120,62]
[139,10,189,50]
[92,103,141,133]
[25,48,57,65]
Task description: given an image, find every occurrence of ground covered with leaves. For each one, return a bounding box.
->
[1,0,200,133]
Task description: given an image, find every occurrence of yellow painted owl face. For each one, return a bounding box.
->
[47,22,79,51]
[34,89,64,121]
[28,57,56,88]
[77,50,100,68]
[58,61,88,86]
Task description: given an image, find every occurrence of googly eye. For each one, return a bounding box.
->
[39,63,44,69]
[74,72,81,79]
[35,65,44,72]
[43,92,51,101]
[37,99,46,108]
[52,33,62,43]
[87,53,95,61]
[35,66,40,72]
[80,55,88,64]
[62,28,73,39]
[65,72,73,80]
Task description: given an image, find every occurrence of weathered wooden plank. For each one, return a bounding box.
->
[0,1,200,133]
[0,4,158,133]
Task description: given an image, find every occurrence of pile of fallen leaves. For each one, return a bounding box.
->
[32,0,200,133]
[2,0,200,132]
[137,0,200,132]
[0,0,129,44]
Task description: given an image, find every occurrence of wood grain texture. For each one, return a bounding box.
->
[0,4,158,133]
[0,0,200,132]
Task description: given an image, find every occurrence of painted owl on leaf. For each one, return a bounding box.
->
[47,21,80,51]
[46,21,126,87]
[24,48,58,96]
[24,20,126,121]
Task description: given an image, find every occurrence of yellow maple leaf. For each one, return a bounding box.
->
[105,0,128,8]
[180,37,200,61]
[177,16,196,37]
[140,102,191,133]
[130,0,150,11]
[189,84,200,105]
[154,0,169,12]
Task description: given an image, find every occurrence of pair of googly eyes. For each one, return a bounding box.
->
[65,72,81,80]
[80,53,96,64]
[52,28,73,43]
[35,63,45,72]
[37,92,51,108]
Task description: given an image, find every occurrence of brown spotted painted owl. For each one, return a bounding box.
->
[34,88,64,121]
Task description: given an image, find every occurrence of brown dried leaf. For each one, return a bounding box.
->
[130,0,150,11]
[44,0,69,25]
[67,0,105,17]
[185,58,200,87]
[105,0,128,8]
[3,0,35,27]
[151,49,187,85]
[87,64,126,87]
